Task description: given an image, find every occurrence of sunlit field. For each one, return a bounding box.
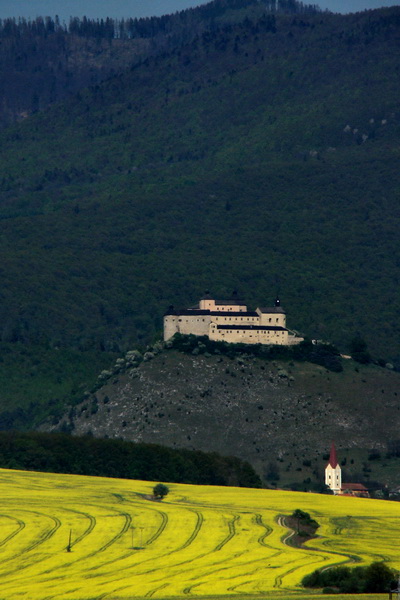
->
[0,469,398,600]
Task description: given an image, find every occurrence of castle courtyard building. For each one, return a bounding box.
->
[164,293,303,346]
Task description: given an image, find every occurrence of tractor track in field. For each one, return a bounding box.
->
[146,510,168,545]
[0,514,25,548]
[94,510,132,554]
[76,507,134,568]
[214,514,239,551]
[66,508,97,548]
[101,510,243,583]
[254,513,273,546]
[183,582,202,594]
[227,579,253,592]
[20,513,61,553]
[84,506,169,574]
[86,506,201,578]
[177,509,203,550]
[0,512,62,578]
[145,583,169,597]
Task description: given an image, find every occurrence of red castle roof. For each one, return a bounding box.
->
[327,442,338,468]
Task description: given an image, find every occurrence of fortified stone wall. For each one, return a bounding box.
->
[163,295,302,346]
[209,325,288,344]
[163,314,210,341]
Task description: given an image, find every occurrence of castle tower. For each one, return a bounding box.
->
[325,442,342,494]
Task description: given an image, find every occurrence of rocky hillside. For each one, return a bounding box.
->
[54,344,400,489]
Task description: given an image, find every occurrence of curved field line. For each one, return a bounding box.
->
[214,515,239,551]
[88,507,199,578]
[102,512,243,581]
[183,582,202,595]
[97,511,132,553]
[273,554,329,589]
[145,583,169,597]
[274,514,364,586]
[23,513,61,553]
[253,513,272,546]
[227,579,254,592]
[0,514,25,548]
[67,510,96,548]
[0,512,62,580]
[177,509,203,550]
[277,515,296,547]
[0,511,61,563]
[145,510,168,546]
[84,507,168,574]
[323,516,388,562]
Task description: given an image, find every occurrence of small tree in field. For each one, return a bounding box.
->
[153,483,169,500]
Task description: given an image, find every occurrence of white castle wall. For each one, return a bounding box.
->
[164,297,302,346]
[257,308,286,328]
[199,299,246,312]
[209,325,288,344]
[163,314,210,341]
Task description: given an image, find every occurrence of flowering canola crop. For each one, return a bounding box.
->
[0,468,398,599]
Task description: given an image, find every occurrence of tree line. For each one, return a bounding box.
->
[0,431,262,488]
[0,0,321,40]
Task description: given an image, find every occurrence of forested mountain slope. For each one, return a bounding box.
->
[0,0,320,127]
[0,4,399,426]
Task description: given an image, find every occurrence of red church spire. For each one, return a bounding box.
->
[327,442,338,468]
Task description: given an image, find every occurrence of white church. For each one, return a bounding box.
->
[325,443,369,497]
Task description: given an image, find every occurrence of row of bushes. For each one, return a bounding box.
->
[302,562,397,594]
[169,334,343,372]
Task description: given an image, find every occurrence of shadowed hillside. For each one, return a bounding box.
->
[50,345,400,489]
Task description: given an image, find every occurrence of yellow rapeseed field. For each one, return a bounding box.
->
[0,468,397,600]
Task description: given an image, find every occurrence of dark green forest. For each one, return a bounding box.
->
[0,0,321,127]
[0,0,399,427]
[0,431,261,487]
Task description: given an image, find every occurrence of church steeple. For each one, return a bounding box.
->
[327,442,338,468]
[325,442,341,494]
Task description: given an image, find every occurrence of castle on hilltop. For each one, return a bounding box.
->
[164,292,303,345]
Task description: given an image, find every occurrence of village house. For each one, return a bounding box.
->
[163,292,303,345]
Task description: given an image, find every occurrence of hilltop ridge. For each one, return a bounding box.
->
[51,343,400,489]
